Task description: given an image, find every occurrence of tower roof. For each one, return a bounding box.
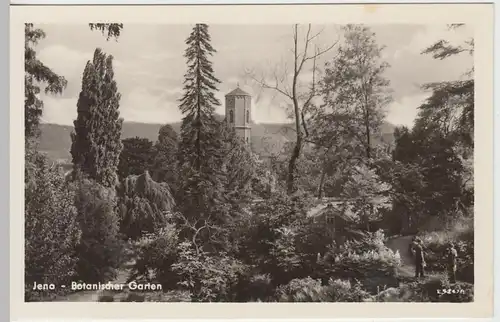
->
[225,87,251,97]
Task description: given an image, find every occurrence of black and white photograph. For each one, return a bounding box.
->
[23,18,478,304]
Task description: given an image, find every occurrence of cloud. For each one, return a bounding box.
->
[41,95,78,126]
[36,24,471,129]
[386,93,430,127]
[402,25,473,56]
[120,87,183,123]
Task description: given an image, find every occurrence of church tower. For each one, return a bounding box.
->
[225,85,252,145]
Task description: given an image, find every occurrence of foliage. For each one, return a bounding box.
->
[420,25,473,151]
[74,179,123,283]
[128,224,180,288]
[117,171,176,240]
[89,23,124,40]
[70,48,123,189]
[219,125,256,208]
[143,290,192,302]
[171,241,246,302]
[321,24,392,160]
[387,124,472,231]
[318,230,401,293]
[118,137,155,178]
[419,219,474,283]
[176,24,227,227]
[234,273,274,302]
[151,124,179,189]
[341,164,391,231]
[25,23,67,139]
[24,148,81,301]
[276,277,371,302]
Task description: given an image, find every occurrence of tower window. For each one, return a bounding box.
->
[246,110,250,123]
[229,110,234,123]
[246,137,249,143]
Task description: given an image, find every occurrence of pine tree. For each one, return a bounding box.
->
[176,24,226,223]
[70,48,123,189]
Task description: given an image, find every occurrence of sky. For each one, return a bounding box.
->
[35,24,473,127]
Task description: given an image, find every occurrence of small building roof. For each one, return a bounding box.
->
[226,87,251,97]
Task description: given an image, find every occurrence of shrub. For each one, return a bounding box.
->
[144,290,192,302]
[171,241,247,302]
[319,230,401,293]
[235,273,274,302]
[420,220,474,283]
[128,224,179,288]
[74,179,123,283]
[25,150,81,301]
[275,277,371,302]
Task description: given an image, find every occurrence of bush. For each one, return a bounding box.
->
[276,277,371,302]
[128,224,179,288]
[25,150,81,301]
[235,273,274,302]
[420,220,474,283]
[318,230,401,294]
[144,290,192,302]
[74,179,124,283]
[171,241,247,302]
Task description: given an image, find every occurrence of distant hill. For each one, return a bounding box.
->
[38,118,396,163]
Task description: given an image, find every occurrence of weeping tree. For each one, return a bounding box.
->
[117,171,176,240]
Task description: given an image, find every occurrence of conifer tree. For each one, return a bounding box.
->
[176,24,226,223]
[70,48,123,189]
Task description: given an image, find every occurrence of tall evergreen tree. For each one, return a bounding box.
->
[70,48,123,189]
[118,137,155,179]
[176,24,226,223]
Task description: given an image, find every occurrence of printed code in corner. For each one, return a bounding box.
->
[437,288,466,295]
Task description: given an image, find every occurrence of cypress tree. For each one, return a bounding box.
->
[177,24,226,222]
[70,48,123,189]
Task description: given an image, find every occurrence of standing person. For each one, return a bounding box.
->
[445,242,458,283]
[412,238,426,278]
[408,236,417,258]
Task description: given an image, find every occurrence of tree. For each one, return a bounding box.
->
[25,23,121,141]
[118,137,155,178]
[70,48,123,189]
[89,23,124,40]
[321,24,392,161]
[420,24,474,155]
[25,149,81,301]
[151,124,179,188]
[74,178,123,283]
[176,24,226,225]
[117,171,176,240]
[25,23,67,139]
[219,125,255,208]
[250,24,337,194]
